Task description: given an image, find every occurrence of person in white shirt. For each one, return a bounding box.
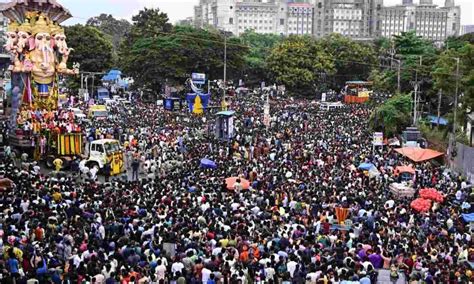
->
[287,258,298,278]
[201,266,212,283]
[155,259,167,281]
[171,259,184,277]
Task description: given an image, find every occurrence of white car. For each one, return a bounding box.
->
[68,107,86,120]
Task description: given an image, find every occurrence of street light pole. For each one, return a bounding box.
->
[452,57,460,138]
[413,56,422,125]
[397,60,401,94]
[223,32,227,102]
[449,57,460,162]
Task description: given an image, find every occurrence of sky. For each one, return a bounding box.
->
[1,0,473,26]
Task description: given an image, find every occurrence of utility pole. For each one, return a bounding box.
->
[388,44,401,93]
[397,60,401,94]
[452,58,460,138]
[223,31,227,103]
[413,56,422,125]
[437,89,442,127]
[449,57,460,162]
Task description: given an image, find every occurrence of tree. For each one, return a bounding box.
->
[87,14,131,54]
[240,31,282,85]
[393,31,436,93]
[319,33,377,89]
[121,19,247,93]
[266,36,335,96]
[65,24,114,72]
[369,69,397,93]
[64,25,114,93]
[129,8,173,40]
[433,43,474,126]
[370,94,413,137]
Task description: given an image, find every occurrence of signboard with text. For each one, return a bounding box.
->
[192,73,206,85]
[373,132,383,146]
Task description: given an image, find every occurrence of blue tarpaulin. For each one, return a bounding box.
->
[461,213,474,223]
[102,69,122,81]
[427,115,448,126]
[200,158,217,169]
[358,163,375,171]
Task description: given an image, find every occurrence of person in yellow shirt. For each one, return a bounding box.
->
[52,191,62,203]
[53,158,63,172]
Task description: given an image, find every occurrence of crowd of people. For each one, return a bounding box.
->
[0,94,473,284]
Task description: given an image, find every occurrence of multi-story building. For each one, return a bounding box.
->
[379,0,460,42]
[312,0,382,39]
[286,2,314,35]
[193,0,462,41]
[194,0,315,36]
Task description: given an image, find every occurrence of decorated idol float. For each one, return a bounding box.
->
[1,0,80,162]
[2,0,78,117]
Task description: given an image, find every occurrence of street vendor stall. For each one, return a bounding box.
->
[389,182,416,199]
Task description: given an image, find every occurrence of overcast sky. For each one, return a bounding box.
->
[2,0,473,26]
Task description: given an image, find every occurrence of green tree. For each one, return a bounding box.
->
[319,33,377,88]
[393,31,436,93]
[87,14,131,54]
[240,31,282,85]
[129,8,172,40]
[121,18,247,93]
[433,43,474,127]
[65,24,114,72]
[369,69,397,93]
[370,93,413,136]
[266,36,335,96]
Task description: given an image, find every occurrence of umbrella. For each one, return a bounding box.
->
[368,166,380,178]
[225,177,250,191]
[358,163,374,171]
[200,158,217,169]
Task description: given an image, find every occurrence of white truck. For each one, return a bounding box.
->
[83,139,125,175]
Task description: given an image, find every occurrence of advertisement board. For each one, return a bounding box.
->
[373,132,384,146]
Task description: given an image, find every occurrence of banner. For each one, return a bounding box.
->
[373,132,383,146]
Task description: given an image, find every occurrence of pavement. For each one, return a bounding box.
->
[377,270,407,284]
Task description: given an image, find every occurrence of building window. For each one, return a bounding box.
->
[280,19,284,25]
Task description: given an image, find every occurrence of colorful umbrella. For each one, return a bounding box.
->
[200,158,217,169]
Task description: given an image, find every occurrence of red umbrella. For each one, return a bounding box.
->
[225,177,250,191]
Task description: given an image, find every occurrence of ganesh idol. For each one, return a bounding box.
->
[27,14,57,97]
[51,23,77,75]
[12,20,32,73]
[4,21,19,53]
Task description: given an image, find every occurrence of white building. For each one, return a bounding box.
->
[194,0,315,36]
[193,0,461,41]
[312,0,382,39]
[286,2,314,35]
[379,0,460,42]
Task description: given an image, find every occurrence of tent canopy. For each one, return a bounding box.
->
[394,147,444,162]
[427,115,448,126]
[395,165,416,175]
[102,69,123,81]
